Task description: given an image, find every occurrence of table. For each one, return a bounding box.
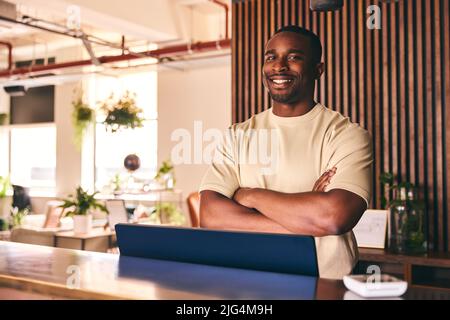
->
[0,231,10,241]
[96,189,183,208]
[54,228,115,252]
[1,241,450,300]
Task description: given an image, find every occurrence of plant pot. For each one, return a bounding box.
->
[0,198,11,219]
[162,173,174,189]
[73,215,92,234]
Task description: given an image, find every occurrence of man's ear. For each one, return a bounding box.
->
[315,62,325,79]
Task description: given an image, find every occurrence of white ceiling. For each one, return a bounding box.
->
[0,0,229,46]
[0,0,231,84]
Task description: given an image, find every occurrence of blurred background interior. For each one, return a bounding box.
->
[0,0,232,249]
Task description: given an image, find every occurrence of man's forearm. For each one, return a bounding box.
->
[199,190,292,234]
[241,188,366,236]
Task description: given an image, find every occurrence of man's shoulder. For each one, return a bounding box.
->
[320,104,370,138]
[231,108,272,131]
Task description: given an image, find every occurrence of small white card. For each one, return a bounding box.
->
[353,209,388,249]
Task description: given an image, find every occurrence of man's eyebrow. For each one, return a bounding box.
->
[288,49,305,54]
[264,49,305,55]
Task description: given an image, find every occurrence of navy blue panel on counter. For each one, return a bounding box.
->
[118,255,318,299]
[116,224,318,277]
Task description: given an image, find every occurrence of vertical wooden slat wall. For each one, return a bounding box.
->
[232,0,450,252]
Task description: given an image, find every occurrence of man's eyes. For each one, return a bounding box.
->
[288,55,303,60]
[264,55,303,62]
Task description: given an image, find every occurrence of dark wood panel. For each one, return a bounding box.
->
[250,0,256,118]
[232,0,450,252]
[443,0,450,251]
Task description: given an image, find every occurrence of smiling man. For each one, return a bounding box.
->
[199,26,373,279]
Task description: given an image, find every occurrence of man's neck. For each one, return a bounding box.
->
[272,99,317,117]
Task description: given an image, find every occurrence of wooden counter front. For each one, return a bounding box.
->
[1,241,449,300]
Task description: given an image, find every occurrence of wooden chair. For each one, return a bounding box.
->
[186,192,200,228]
[42,200,65,228]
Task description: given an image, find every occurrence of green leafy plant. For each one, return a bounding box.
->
[381,172,427,253]
[380,172,415,208]
[156,160,174,179]
[111,173,123,193]
[100,91,144,133]
[59,186,108,217]
[0,113,8,126]
[151,202,185,225]
[72,93,94,150]
[0,218,8,231]
[0,176,10,198]
[0,176,11,225]
[155,160,176,189]
[10,207,29,228]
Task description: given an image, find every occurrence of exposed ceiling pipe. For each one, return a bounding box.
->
[209,0,229,40]
[0,41,12,71]
[0,39,231,78]
[0,15,156,58]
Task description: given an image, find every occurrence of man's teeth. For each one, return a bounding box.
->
[272,79,292,84]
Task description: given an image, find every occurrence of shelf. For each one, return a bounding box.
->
[359,248,450,268]
[357,248,450,290]
[95,190,183,202]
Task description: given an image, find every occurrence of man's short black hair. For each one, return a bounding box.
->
[273,25,322,64]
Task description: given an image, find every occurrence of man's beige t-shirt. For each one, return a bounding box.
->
[199,103,373,279]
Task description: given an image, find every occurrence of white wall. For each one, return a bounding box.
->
[55,82,82,196]
[0,89,10,177]
[157,58,231,202]
[0,45,84,214]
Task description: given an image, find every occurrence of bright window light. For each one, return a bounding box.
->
[0,126,8,177]
[9,125,56,190]
[95,121,157,191]
[88,71,158,192]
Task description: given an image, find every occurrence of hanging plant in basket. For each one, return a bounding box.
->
[72,93,94,150]
[100,91,144,133]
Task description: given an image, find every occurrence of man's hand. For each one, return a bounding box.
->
[233,187,255,208]
[200,190,292,234]
[312,167,337,192]
[233,167,337,209]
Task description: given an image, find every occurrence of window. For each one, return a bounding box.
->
[88,71,158,192]
[9,125,56,191]
[0,126,9,177]
[95,121,157,190]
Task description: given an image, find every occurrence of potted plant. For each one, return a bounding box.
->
[0,176,11,218]
[59,186,108,234]
[0,113,8,126]
[151,202,185,226]
[72,93,94,150]
[99,91,144,133]
[9,207,29,228]
[380,172,427,254]
[155,160,175,189]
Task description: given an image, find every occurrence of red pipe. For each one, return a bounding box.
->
[0,39,231,78]
[210,0,229,40]
[0,41,13,71]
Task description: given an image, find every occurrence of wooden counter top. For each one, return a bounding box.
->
[1,241,450,300]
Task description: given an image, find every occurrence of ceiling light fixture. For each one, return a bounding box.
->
[310,0,344,11]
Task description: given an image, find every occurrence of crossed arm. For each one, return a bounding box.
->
[199,168,367,237]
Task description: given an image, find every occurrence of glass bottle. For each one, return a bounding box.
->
[389,187,427,254]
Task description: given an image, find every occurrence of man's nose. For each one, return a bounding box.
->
[272,58,288,72]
